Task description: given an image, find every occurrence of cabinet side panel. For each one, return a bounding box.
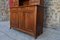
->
[36,6,44,36]
[40,0,44,6]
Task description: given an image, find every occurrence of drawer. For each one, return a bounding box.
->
[10,8,18,13]
[23,6,36,13]
[18,8,22,12]
[13,0,18,2]
[29,0,40,5]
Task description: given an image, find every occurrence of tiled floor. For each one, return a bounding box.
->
[0,21,60,40]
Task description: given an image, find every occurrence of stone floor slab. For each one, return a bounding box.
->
[0,21,60,40]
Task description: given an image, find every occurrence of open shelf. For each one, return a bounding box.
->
[19,0,29,6]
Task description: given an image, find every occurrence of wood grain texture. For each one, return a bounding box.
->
[10,0,44,7]
[10,0,44,38]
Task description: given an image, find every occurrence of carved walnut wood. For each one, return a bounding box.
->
[10,0,44,38]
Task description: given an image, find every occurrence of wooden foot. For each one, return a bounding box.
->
[10,27,12,29]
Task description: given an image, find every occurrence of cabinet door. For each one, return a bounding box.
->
[18,8,25,30]
[10,0,19,7]
[10,8,19,28]
[23,6,36,32]
[13,0,19,7]
[9,0,14,7]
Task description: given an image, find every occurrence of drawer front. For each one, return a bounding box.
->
[23,6,35,12]
[23,6,36,33]
[29,0,44,6]
[10,8,18,13]
[29,0,40,5]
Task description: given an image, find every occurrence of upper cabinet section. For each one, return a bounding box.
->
[9,0,44,7]
[10,0,19,7]
[19,0,29,6]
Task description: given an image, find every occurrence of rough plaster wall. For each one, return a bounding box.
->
[44,0,60,29]
[0,0,60,29]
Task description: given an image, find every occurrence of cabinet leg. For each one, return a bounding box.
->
[10,27,13,29]
[33,35,37,39]
[35,36,37,39]
[10,27,11,29]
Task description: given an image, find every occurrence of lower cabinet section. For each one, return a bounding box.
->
[10,10,19,28]
[10,5,44,38]
[23,6,36,33]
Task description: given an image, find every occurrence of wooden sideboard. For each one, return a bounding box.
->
[10,0,44,38]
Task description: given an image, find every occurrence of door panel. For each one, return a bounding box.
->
[10,8,18,28]
[23,6,35,32]
[25,11,34,32]
[18,8,25,30]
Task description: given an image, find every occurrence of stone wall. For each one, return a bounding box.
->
[44,0,60,29]
[0,0,10,21]
[0,0,60,29]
